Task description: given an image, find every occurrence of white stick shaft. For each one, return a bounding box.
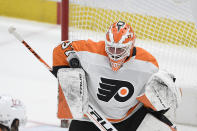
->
[8,26,24,42]
[8,26,53,73]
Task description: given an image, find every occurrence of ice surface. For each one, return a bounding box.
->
[0,16,196,131]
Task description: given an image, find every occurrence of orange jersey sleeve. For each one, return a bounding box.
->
[52,40,106,76]
[52,40,75,76]
[53,41,71,67]
[53,40,106,67]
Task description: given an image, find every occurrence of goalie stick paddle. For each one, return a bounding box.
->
[8,26,118,131]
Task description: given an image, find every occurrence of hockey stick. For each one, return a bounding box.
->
[8,26,53,75]
[8,26,118,131]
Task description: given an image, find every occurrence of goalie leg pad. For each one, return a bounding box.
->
[57,68,88,119]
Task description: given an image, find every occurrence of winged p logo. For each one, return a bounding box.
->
[97,77,134,102]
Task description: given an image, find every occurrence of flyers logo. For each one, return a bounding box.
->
[97,77,134,102]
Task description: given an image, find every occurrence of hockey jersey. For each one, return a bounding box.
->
[53,39,159,122]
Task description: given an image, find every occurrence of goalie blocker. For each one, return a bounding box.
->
[57,68,88,119]
[57,68,118,131]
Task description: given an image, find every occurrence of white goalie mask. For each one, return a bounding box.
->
[105,21,136,71]
[0,95,27,128]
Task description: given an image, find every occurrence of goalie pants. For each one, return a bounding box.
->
[69,106,147,131]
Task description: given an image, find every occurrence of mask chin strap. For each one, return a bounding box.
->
[132,47,136,56]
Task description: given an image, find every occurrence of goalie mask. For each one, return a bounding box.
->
[0,95,27,129]
[105,21,136,71]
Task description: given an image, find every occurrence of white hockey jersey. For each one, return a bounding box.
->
[53,39,159,122]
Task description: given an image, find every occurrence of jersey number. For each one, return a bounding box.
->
[61,41,75,57]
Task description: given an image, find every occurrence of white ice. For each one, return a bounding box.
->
[0,16,196,131]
